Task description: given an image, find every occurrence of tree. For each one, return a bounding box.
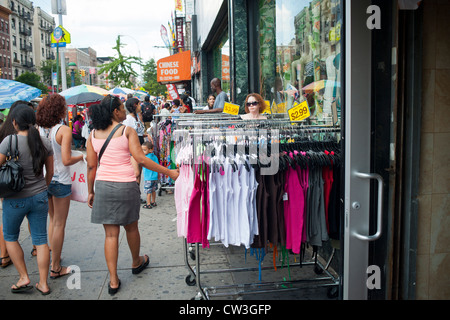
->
[98,36,143,88]
[15,72,48,94]
[40,60,82,89]
[142,58,166,96]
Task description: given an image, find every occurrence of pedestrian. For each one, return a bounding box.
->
[203,94,216,110]
[0,104,54,295]
[240,93,268,120]
[36,94,84,280]
[123,98,147,145]
[0,101,32,267]
[86,95,179,295]
[72,114,86,149]
[194,78,229,114]
[170,99,181,114]
[141,141,159,209]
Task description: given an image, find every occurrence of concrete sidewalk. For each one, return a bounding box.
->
[0,188,338,300]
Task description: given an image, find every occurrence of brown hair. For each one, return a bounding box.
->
[244,93,265,114]
[36,94,67,128]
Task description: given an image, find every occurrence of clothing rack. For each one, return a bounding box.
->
[173,115,341,300]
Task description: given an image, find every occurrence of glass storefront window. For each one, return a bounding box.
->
[259,0,342,125]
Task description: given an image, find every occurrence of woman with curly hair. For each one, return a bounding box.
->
[36,94,84,280]
[86,95,179,295]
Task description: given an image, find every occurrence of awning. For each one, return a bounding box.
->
[157,50,191,84]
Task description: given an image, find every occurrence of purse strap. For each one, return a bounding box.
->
[7,134,19,160]
[98,124,123,166]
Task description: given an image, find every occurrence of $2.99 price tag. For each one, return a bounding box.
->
[223,102,240,116]
[288,101,311,121]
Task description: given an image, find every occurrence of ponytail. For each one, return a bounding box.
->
[9,104,48,176]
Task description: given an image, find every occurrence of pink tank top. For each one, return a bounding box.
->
[91,126,136,182]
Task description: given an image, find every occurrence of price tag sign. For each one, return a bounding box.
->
[288,101,311,121]
[223,102,240,116]
[262,101,272,114]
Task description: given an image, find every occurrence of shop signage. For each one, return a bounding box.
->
[166,84,180,100]
[157,50,192,83]
[223,102,240,116]
[176,17,184,51]
[288,101,311,122]
[262,101,272,114]
[222,55,230,81]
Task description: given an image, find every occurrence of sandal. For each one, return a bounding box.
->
[142,204,152,209]
[1,256,13,268]
[35,283,51,296]
[132,255,149,274]
[151,203,157,207]
[50,266,71,279]
[31,248,37,257]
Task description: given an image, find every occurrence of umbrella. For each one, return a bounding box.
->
[109,87,136,95]
[134,90,149,99]
[302,80,340,94]
[0,79,42,109]
[66,92,104,105]
[59,85,110,99]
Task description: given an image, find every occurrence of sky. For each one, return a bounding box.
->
[32,0,176,62]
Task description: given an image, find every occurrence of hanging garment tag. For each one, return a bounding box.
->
[283,192,288,201]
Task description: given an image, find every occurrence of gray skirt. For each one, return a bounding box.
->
[91,180,140,226]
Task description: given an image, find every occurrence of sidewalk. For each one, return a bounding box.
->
[0,188,338,300]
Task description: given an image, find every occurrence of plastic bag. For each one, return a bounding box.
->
[69,151,88,203]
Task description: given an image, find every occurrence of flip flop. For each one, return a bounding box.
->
[35,283,51,296]
[132,255,149,274]
[11,284,33,294]
[108,279,121,295]
[50,266,71,279]
[1,256,13,268]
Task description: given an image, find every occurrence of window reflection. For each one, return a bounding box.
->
[260,0,342,125]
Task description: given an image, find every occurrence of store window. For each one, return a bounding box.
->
[212,32,230,102]
[259,0,342,125]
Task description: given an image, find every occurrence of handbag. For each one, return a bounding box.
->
[0,134,25,198]
[98,124,123,166]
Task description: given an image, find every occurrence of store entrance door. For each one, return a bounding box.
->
[342,0,385,300]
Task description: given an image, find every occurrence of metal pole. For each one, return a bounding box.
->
[58,0,67,91]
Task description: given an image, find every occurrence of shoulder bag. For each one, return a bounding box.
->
[0,134,25,198]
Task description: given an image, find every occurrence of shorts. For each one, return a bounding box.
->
[48,181,72,198]
[144,180,158,194]
[2,191,49,246]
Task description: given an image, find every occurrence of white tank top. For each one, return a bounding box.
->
[40,124,72,185]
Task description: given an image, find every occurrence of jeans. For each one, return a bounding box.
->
[2,191,49,246]
[48,181,72,198]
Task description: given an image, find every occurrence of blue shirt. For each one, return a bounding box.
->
[143,153,159,181]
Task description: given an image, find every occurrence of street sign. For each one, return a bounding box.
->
[51,25,71,47]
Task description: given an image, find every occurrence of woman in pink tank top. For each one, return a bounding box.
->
[86,95,179,295]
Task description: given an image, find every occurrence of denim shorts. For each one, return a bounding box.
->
[48,181,72,198]
[144,180,158,194]
[2,191,49,246]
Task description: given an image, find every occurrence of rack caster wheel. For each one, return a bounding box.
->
[185,274,196,286]
[190,251,196,260]
[327,286,338,299]
[314,265,324,275]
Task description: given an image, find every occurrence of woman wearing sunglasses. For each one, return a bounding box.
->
[240,93,267,120]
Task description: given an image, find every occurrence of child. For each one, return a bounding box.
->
[141,141,159,209]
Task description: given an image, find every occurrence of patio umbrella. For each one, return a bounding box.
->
[66,92,104,105]
[109,87,136,96]
[59,84,110,99]
[0,79,42,109]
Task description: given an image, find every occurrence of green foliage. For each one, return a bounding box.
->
[98,36,143,88]
[142,58,166,96]
[15,72,48,94]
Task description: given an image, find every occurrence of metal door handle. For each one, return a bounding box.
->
[352,172,384,241]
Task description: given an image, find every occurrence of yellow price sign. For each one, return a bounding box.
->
[262,101,272,114]
[223,102,240,116]
[288,101,311,121]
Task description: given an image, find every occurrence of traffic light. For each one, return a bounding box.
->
[81,70,86,77]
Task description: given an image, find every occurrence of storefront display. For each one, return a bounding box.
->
[259,0,342,125]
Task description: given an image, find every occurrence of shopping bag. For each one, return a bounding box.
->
[69,151,88,203]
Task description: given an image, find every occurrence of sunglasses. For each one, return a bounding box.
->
[246,101,259,107]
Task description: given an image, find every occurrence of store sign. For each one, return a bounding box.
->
[166,84,180,100]
[223,102,240,116]
[157,50,192,83]
[176,17,184,51]
[222,55,230,81]
[288,101,311,121]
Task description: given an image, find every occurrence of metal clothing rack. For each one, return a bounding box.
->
[172,114,341,300]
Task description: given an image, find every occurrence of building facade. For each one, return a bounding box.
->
[0,4,11,79]
[32,6,55,78]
